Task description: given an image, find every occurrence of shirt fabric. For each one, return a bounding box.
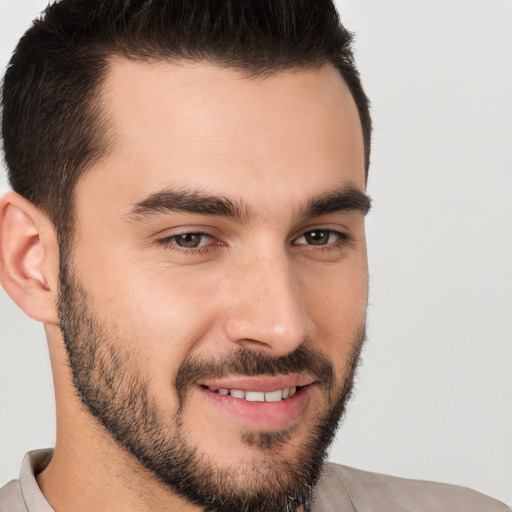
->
[0,449,509,511]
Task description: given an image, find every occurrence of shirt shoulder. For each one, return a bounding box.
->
[0,479,28,512]
[313,462,511,512]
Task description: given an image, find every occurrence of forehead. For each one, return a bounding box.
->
[79,59,365,215]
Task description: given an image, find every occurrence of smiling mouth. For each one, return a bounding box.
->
[201,385,302,402]
[197,379,315,429]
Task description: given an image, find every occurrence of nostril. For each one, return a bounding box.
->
[237,338,272,351]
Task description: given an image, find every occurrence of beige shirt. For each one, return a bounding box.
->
[0,450,509,511]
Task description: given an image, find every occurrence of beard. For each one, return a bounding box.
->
[57,256,366,512]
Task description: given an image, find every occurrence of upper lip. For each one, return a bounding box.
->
[199,374,316,392]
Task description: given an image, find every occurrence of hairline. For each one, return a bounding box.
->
[61,53,368,252]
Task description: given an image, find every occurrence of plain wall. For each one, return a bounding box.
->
[1,0,511,506]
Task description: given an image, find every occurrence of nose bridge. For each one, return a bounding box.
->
[223,245,314,355]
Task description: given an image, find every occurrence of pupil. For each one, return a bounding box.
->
[176,233,201,248]
[306,230,329,245]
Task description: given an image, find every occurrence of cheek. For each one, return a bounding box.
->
[71,256,227,399]
[116,277,222,357]
[305,260,368,319]
[303,262,368,355]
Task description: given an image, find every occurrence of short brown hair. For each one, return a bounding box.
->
[1,0,371,240]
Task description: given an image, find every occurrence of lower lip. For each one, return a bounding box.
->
[198,385,315,430]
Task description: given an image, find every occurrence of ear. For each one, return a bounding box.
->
[0,191,60,324]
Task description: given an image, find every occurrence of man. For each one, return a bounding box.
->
[0,1,509,511]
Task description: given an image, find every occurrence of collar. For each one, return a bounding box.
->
[20,450,54,512]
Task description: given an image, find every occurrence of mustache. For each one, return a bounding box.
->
[174,345,335,408]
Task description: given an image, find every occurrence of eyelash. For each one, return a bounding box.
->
[157,229,349,255]
[157,232,218,255]
[293,229,348,249]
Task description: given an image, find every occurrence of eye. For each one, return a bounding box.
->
[294,229,345,246]
[165,232,214,249]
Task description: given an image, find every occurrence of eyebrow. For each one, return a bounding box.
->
[129,189,251,222]
[128,185,371,222]
[302,186,372,218]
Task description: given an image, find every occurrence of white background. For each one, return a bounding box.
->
[1,0,511,506]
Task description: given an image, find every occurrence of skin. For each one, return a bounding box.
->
[0,60,368,511]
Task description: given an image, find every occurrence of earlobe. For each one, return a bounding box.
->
[0,191,60,324]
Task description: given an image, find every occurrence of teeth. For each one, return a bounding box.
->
[245,391,265,402]
[265,389,283,402]
[210,386,299,402]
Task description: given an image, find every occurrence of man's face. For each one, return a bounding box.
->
[59,60,369,511]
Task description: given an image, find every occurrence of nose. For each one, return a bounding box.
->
[222,249,315,356]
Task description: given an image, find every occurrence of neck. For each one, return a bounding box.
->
[37,418,199,512]
[39,334,200,512]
